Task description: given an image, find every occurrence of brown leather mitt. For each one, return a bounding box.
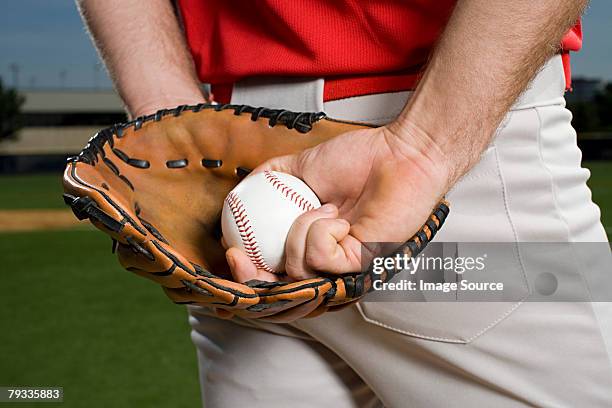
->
[63,103,449,323]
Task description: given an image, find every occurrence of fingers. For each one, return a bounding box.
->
[226,247,280,283]
[284,203,340,280]
[305,219,363,274]
[225,208,362,283]
[285,204,350,280]
[225,201,360,282]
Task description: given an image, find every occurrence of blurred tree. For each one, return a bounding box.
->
[568,82,612,132]
[569,101,600,132]
[0,78,25,141]
[593,83,612,130]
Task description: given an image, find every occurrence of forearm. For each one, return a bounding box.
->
[393,0,588,186]
[76,0,205,117]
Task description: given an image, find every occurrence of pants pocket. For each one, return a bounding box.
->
[358,145,529,344]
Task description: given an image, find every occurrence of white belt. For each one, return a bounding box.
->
[230,54,566,125]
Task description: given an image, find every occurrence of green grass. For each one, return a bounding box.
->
[584,161,612,238]
[0,174,66,209]
[0,230,201,408]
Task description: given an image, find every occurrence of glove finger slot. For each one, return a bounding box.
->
[201,159,222,168]
[166,159,189,168]
[111,147,150,169]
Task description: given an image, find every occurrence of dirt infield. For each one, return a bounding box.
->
[0,209,83,232]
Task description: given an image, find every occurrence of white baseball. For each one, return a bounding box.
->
[221,170,321,273]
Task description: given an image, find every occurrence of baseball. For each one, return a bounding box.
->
[221,170,321,273]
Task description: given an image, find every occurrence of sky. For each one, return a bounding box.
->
[0,0,611,90]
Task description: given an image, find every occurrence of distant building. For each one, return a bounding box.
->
[566,77,606,104]
[0,89,125,172]
[22,89,125,126]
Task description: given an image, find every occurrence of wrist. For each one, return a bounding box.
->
[382,121,456,192]
[390,102,494,186]
[124,85,207,118]
[119,78,208,118]
[127,96,206,118]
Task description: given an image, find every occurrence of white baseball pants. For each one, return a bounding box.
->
[188,55,612,407]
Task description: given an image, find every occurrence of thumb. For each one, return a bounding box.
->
[251,153,301,177]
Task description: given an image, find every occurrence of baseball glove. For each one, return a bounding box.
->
[63,103,449,323]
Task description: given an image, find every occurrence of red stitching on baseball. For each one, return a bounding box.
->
[225,191,275,273]
[263,171,316,212]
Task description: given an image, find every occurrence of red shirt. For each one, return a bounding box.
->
[178,0,582,103]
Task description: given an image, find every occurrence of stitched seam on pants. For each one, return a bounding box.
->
[493,113,531,277]
[465,300,526,343]
[355,304,468,344]
[534,107,597,305]
[534,106,575,243]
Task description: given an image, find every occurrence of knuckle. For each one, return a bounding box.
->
[284,254,305,275]
[308,218,329,236]
[292,214,312,230]
[291,212,320,234]
[305,245,328,271]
